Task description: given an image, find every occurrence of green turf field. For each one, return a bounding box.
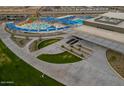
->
[0,39,63,86]
[38,38,61,49]
[37,51,82,64]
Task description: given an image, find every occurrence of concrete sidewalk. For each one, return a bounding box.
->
[1,24,124,85]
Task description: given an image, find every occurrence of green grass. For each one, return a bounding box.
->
[0,39,63,86]
[37,51,82,64]
[38,38,61,49]
[29,38,62,52]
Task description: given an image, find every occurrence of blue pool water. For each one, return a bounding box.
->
[6,16,93,33]
[72,19,84,25]
[6,22,71,32]
[21,23,51,30]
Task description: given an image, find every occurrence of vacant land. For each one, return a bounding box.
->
[0,39,63,86]
[37,51,82,64]
[106,49,124,78]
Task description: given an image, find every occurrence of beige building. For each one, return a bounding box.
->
[38,6,111,17]
[0,6,40,15]
[0,6,40,21]
[84,12,124,34]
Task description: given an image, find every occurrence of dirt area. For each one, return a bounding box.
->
[106,49,124,78]
[29,39,41,52]
[11,36,31,47]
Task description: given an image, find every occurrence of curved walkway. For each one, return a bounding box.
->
[1,24,124,85]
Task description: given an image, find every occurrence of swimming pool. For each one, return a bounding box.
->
[6,16,93,33]
[19,23,51,30]
[72,19,84,25]
[6,22,71,32]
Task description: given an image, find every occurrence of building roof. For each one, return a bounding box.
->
[101,12,124,19]
[72,25,124,44]
[0,6,40,15]
[86,12,124,29]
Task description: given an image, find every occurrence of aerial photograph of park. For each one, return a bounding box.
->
[0,6,124,86]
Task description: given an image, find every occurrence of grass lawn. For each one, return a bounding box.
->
[37,51,82,64]
[0,39,63,86]
[106,49,124,78]
[29,38,61,52]
[38,38,61,49]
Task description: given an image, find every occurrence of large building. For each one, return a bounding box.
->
[0,6,124,21]
[38,6,112,17]
[0,6,40,15]
[0,6,40,21]
[84,12,124,34]
[72,12,124,54]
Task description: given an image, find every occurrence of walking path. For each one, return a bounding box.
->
[1,24,124,85]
